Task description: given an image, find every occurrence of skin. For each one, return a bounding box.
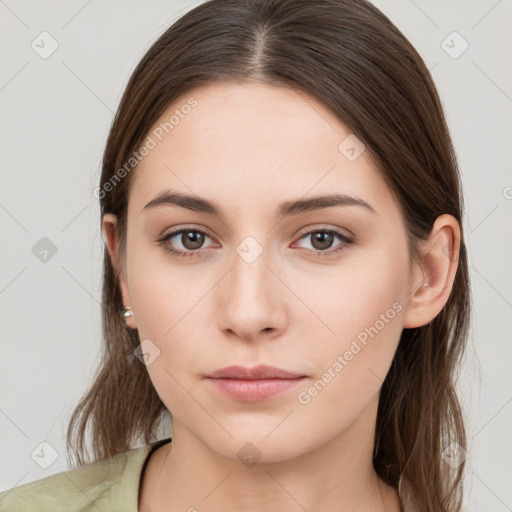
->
[102,82,460,512]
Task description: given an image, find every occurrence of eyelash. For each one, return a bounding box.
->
[157,227,354,259]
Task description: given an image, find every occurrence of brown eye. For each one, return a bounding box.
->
[179,230,205,250]
[310,231,335,250]
[294,229,354,257]
[158,228,213,258]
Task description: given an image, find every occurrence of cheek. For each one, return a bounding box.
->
[301,247,405,337]
[129,270,206,413]
[294,247,407,393]
[126,246,213,399]
[127,238,202,337]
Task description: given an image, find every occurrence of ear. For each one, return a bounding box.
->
[102,213,137,330]
[402,214,461,329]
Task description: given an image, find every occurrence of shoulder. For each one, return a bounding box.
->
[0,443,154,512]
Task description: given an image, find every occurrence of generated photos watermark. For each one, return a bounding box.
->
[297,301,403,405]
[94,96,198,200]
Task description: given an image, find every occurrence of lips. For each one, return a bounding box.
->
[205,364,305,380]
[203,365,308,401]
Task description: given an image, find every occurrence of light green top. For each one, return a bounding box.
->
[0,438,171,512]
[0,437,418,511]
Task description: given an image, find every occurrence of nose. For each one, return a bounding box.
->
[216,239,287,342]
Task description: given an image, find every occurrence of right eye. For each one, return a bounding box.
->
[158,227,216,258]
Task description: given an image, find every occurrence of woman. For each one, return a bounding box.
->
[0,0,471,511]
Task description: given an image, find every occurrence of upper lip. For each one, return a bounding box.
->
[205,365,306,380]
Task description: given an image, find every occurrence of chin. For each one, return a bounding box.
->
[195,420,318,466]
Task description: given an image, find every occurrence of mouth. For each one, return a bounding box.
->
[203,365,308,401]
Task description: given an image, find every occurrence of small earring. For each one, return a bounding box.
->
[121,306,133,321]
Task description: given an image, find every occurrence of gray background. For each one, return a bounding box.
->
[1,0,511,510]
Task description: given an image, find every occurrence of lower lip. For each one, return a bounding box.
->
[205,377,307,401]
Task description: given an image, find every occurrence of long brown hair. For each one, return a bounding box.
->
[67,1,471,510]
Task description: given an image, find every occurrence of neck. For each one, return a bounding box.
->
[139,394,400,512]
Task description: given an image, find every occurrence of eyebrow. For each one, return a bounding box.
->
[143,190,377,218]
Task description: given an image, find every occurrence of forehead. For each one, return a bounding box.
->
[129,81,393,219]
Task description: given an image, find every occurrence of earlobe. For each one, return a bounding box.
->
[402,214,460,329]
[101,214,137,329]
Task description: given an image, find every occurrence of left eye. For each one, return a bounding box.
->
[294,229,354,254]
[158,228,354,258]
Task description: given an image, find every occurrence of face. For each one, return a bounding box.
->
[106,82,418,463]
